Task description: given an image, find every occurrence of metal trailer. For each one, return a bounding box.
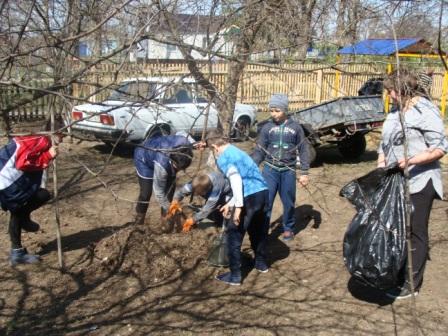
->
[291,95,385,162]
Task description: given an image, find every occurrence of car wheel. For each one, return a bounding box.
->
[232,118,251,141]
[337,133,367,160]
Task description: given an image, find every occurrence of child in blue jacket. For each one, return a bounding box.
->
[133,134,193,225]
[206,131,269,285]
[252,94,310,241]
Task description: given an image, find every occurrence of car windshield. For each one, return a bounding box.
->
[108,81,156,102]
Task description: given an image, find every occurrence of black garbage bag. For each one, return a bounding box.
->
[340,166,407,289]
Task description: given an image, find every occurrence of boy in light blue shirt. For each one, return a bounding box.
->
[206,131,269,286]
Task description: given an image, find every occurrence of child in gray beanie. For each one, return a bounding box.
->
[268,93,289,113]
[252,93,310,241]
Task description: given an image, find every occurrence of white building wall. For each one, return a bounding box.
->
[134,32,232,60]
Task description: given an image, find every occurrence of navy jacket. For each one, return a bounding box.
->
[252,118,310,174]
[134,135,191,178]
[134,135,191,211]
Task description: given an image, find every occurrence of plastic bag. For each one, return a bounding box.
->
[340,166,407,289]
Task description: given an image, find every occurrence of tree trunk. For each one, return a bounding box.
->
[219,4,265,136]
[336,0,348,47]
[295,1,316,61]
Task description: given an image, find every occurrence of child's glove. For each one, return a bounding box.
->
[182,217,195,232]
[168,200,182,217]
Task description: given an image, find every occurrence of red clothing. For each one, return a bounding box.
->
[15,135,54,171]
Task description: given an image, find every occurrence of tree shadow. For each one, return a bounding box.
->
[294,204,322,234]
[271,204,322,236]
[347,276,395,306]
[38,221,134,255]
[267,224,290,268]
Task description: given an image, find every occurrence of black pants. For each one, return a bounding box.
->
[227,190,269,276]
[9,188,52,249]
[404,180,436,291]
[135,176,175,216]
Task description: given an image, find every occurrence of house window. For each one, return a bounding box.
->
[76,42,91,57]
[102,40,118,54]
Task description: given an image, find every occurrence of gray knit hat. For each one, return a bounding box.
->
[268,93,288,113]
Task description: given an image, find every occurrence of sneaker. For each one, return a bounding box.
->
[21,220,40,232]
[282,231,294,242]
[9,248,41,266]
[385,286,419,300]
[255,261,269,273]
[215,272,241,286]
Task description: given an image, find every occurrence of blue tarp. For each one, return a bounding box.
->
[338,38,421,56]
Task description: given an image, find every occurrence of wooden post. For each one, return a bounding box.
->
[315,69,323,104]
[440,70,448,118]
[50,108,64,269]
[384,62,393,113]
[332,55,341,98]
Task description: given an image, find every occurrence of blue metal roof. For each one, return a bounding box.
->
[338,38,421,56]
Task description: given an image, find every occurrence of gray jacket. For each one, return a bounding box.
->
[379,98,448,198]
[173,171,231,222]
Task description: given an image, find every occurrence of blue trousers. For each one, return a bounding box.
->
[262,165,297,233]
[227,190,269,277]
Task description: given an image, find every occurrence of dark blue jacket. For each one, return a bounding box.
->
[252,118,310,174]
[134,135,190,179]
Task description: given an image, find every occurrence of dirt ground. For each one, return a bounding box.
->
[0,130,447,336]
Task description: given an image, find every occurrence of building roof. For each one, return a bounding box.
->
[337,38,435,56]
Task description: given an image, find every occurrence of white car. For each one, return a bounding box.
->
[70,77,257,143]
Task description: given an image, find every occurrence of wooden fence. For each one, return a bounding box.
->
[1,80,67,122]
[2,61,447,122]
[72,61,447,112]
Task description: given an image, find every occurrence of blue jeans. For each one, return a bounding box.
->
[262,165,296,233]
[227,190,269,277]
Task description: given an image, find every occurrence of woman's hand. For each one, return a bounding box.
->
[398,157,410,169]
[398,149,444,169]
[377,153,386,168]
